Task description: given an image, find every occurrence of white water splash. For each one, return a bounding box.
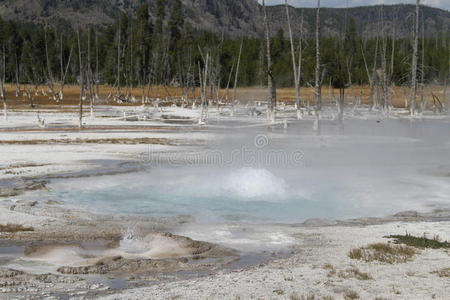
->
[221,168,290,201]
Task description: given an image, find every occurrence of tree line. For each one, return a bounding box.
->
[0,1,449,94]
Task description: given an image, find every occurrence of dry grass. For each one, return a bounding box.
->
[3,84,447,109]
[349,243,416,264]
[324,264,372,280]
[0,163,48,171]
[431,268,450,278]
[0,224,34,233]
[338,267,373,280]
[343,291,360,300]
[290,294,334,300]
[0,138,171,145]
[323,263,337,278]
[273,289,285,295]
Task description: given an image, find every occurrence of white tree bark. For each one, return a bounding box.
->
[315,0,322,114]
[0,46,7,121]
[314,0,322,134]
[410,0,420,116]
[444,45,450,114]
[116,24,122,98]
[420,13,426,114]
[199,52,209,124]
[231,40,243,117]
[77,28,84,129]
[262,0,277,123]
[380,5,389,116]
[285,0,301,119]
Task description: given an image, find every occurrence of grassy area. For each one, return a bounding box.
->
[349,243,416,264]
[431,268,450,278]
[0,138,172,145]
[324,264,372,280]
[0,224,34,233]
[343,291,360,300]
[338,267,373,280]
[387,234,450,249]
[2,84,447,109]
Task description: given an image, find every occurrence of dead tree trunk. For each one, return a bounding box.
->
[371,36,380,110]
[231,39,243,117]
[77,28,84,129]
[297,12,304,117]
[410,0,420,116]
[14,50,20,97]
[87,29,95,119]
[315,0,322,113]
[285,0,301,119]
[59,45,73,104]
[223,60,235,104]
[420,13,426,114]
[95,29,100,101]
[338,88,344,123]
[116,24,122,99]
[444,41,450,114]
[380,5,389,116]
[0,46,7,121]
[389,12,397,102]
[199,51,209,125]
[262,0,277,123]
[44,27,56,101]
[314,0,322,133]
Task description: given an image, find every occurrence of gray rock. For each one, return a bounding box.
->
[394,211,419,218]
[302,218,337,227]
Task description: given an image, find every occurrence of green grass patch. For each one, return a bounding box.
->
[387,234,450,249]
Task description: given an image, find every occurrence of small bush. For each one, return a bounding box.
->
[344,291,360,300]
[431,268,450,277]
[339,267,373,280]
[0,224,34,233]
[348,248,363,260]
[274,289,285,295]
[348,243,416,264]
[290,294,334,300]
[387,234,450,249]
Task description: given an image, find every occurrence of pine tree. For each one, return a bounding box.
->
[168,0,184,47]
[155,0,166,37]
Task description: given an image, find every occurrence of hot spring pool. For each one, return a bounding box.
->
[45,164,450,223]
[39,119,450,223]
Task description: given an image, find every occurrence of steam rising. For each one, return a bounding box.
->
[44,119,450,223]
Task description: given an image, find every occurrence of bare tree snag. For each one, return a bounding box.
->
[410,0,420,116]
[380,4,389,116]
[77,28,84,129]
[314,0,322,133]
[285,0,301,119]
[231,39,243,117]
[315,0,322,114]
[0,46,7,121]
[262,0,277,123]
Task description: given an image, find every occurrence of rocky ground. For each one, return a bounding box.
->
[0,107,449,299]
[1,196,449,299]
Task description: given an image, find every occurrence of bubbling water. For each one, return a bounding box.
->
[221,168,289,201]
[119,229,192,259]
